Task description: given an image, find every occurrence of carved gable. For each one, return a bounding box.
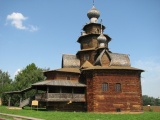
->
[94,49,111,66]
[101,52,110,66]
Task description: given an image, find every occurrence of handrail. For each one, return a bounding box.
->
[35,93,85,102]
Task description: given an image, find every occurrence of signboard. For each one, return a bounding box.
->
[32,100,38,106]
[31,100,38,110]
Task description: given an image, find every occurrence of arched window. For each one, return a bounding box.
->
[115,83,121,92]
[102,83,108,92]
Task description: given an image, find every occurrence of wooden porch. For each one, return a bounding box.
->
[35,93,86,102]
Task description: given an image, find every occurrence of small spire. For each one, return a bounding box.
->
[100,19,103,34]
[97,19,107,47]
[87,0,100,23]
[93,0,95,6]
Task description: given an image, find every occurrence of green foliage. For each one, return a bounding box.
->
[0,70,12,97]
[0,70,13,106]
[143,95,160,106]
[1,63,45,106]
[9,63,45,106]
[13,63,45,91]
[0,69,13,100]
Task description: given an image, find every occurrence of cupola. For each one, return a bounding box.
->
[87,5,100,23]
[97,20,107,47]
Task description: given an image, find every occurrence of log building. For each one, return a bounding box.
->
[5,4,144,112]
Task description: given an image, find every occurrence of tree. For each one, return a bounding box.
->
[0,70,13,105]
[142,95,160,106]
[10,63,45,106]
[13,63,45,91]
[0,70,12,97]
[155,98,160,106]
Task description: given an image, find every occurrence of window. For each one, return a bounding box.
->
[96,28,99,34]
[84,54,89,61]
[116,108,121,112]
[115,83,121,92]
[102,83,108,92]
[82,39,90,49]
[67,76,70,80]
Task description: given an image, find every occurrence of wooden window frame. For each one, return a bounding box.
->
[115,83,121,92]
[102,83,108,92]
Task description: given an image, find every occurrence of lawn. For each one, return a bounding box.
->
[0,106,160,120]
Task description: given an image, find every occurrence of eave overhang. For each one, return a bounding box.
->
[77,34,111,43]
[82,23,105,31]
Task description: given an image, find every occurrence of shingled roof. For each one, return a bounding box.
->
[4,87,33,94]
[82,66,144,71]
[44,68,80,74]
[95,49,131,67]
[54,68,80,73]
[32,80,86,87]
[62,54,80,68]
[109,53,131,66]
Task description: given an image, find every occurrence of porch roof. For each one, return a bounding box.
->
[32,80,86,87]
[4,87,33,94]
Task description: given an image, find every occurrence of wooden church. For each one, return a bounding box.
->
[6,3,144,112]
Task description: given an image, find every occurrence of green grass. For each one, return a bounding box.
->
[0,106,160,120]
[0,114,15,120]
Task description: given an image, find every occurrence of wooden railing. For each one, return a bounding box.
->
[35,93,85,102]
[35,93,47,101]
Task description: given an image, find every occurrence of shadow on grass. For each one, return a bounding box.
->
[23,106,47,111]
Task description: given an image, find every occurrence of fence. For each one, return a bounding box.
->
[143,106,160,112]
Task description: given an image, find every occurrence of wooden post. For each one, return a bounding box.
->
[20,93,23,106]
[60,87,62,93]
[0,98,2,106]
[47,86,49,99]
[31,100,38,111]
[72,88,74,99]
[36,87,38,94]
[8,96,11,107]
[20,97,22,106]
[72,88,74,94]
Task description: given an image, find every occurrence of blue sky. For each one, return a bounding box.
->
[0,0,160,98]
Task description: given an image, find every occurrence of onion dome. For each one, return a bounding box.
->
[87,6,100,19]
[97,33,107,47]
[97,33,107,43]
[97,19,107,47]
[87,6,100,23]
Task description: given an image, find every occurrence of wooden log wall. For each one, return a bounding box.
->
[86,69,143,112]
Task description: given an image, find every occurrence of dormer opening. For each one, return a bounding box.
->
[84,54,89,61]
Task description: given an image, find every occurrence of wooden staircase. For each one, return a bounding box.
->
[19,97,31,108]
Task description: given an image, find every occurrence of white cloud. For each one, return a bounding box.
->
[133,57,160,98]
[14,69,21,77]
[7,12,27,30]
[6,12,38,32]
[28,25,38,32]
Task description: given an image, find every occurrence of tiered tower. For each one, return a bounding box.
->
[76,4,111,67]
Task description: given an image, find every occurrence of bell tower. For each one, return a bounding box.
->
[79,1,144,113]
[76,3,111,67]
